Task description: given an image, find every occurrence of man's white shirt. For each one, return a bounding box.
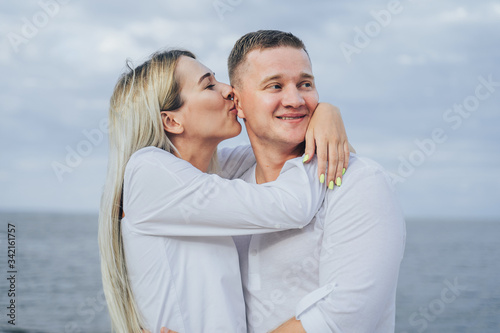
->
[234,153,406,333]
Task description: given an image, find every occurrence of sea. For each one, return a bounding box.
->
[0,212,499,333]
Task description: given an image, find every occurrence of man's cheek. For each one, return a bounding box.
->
[312,93,320,106]
[304,93,319,111]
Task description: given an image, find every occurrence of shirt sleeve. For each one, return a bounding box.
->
[217,145,256,179]
[123,147,326,237]
[296,157,406,332]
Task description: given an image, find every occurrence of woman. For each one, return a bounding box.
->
[98,49,351,333]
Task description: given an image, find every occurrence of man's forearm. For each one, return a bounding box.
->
[269,317,306,333]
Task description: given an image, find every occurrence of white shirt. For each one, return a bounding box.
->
[234,154,406,333]
[121,146,326,333]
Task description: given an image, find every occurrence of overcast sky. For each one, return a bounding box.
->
[1,0,499,219]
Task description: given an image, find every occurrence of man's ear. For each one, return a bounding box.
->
[161,111,184,135]
[233,89,246,119]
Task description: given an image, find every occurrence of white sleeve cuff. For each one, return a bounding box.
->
[295,283,340,333]
[298,306,333,333]
[295,283,336,315]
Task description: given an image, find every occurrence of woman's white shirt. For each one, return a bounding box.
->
[121,146,325,333]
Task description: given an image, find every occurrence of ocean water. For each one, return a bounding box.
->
[0,212,499,333]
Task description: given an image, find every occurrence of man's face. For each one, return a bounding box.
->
[233,47,319,149]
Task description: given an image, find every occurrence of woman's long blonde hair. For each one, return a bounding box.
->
[98,49,218,332]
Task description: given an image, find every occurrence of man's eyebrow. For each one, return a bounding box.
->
[259,74,282,86]
[300,73,315,80]
[198,72,213,85]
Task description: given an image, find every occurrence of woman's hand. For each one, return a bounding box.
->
[304,103,355,189]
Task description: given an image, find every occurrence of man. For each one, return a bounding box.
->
[230,30,406,332]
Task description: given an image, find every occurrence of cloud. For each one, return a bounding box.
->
[0,0,498,219]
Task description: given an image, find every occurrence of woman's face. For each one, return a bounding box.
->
[173,56,241,144]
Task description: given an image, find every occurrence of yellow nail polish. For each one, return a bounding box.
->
[320,174,325,184]
[343,168,346,175]
[303,154,309,163]
[336,177,342,187]
[329,180,334,190]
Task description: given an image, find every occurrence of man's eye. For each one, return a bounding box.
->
[269,84,281,90]
[206,84,215,90]
[302,82,312,88]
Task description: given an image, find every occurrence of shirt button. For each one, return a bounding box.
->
[250,250,258,256]
[275,224,281,229]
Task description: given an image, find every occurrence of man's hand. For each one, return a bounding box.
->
[304,103,355,189]
[269,317,306,333]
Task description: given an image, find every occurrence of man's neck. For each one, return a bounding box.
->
[251,140,304,184]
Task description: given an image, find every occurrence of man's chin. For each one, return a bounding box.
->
[276,135,306,150]
[282,130,307,145]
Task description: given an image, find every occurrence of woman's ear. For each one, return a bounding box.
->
[233,89,246,119]
[161,111,184,135]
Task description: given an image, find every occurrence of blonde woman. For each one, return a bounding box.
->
[98,49,351,333]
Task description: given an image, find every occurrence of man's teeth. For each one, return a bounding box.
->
[278,116,304,120]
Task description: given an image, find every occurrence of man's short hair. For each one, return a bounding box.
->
[228,30,308,88]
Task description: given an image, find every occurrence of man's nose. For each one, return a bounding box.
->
[282,87,305,108]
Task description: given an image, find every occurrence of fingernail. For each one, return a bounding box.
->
[336,177,342,187]
[342,168,346,175]
[320,174,325,184]
[302,154,309,163]
[329,180,334,190]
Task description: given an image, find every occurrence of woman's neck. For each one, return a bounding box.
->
[169,136,218,173]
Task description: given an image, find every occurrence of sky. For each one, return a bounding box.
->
[0,0,499,220]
